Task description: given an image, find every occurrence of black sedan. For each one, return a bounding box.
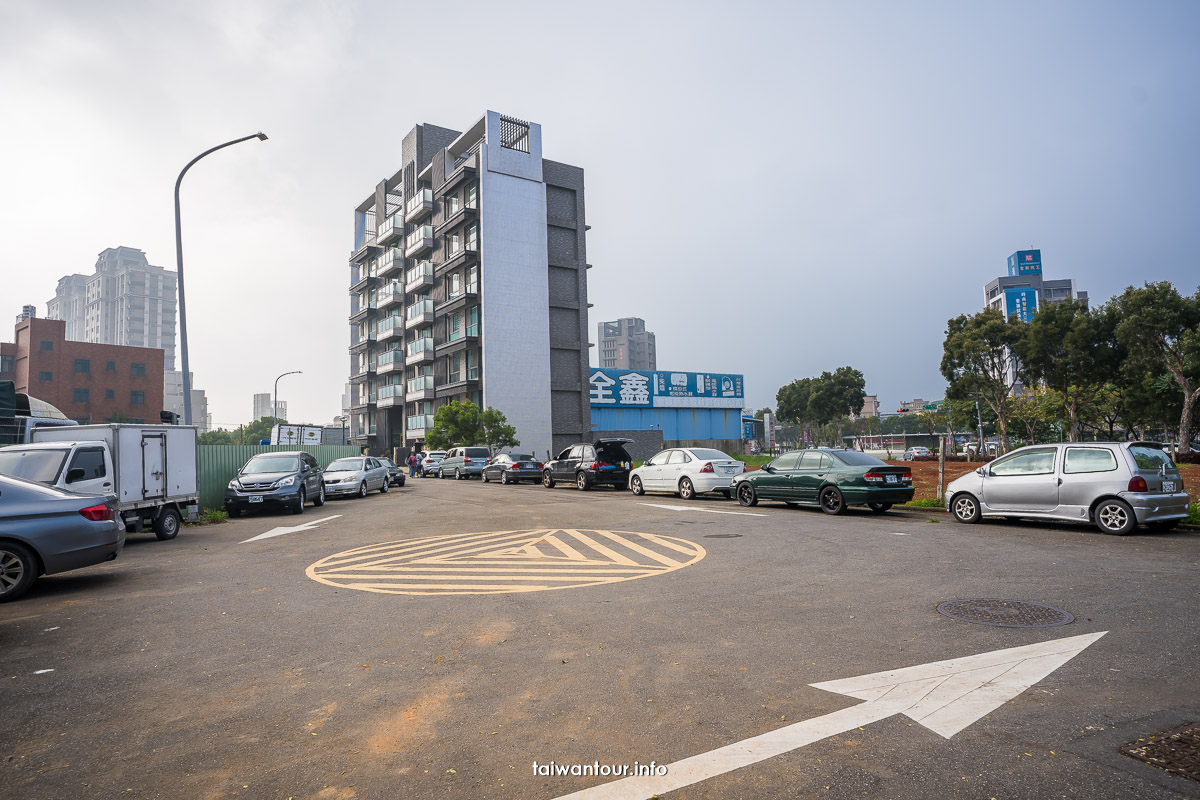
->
[379,458,407,487]
[482,453,543,484]
[0,474,125,602]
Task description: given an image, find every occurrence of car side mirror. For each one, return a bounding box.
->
[976,467,986,476]
[66,467,86,483]
[763,466,775,474]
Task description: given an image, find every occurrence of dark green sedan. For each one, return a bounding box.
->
[732,448,914,513]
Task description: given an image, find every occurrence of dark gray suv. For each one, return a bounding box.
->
[224,451,325,516]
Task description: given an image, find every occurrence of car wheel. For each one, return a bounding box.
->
[1095,498,1136,535]
[482,471,490,483]
[0,541,38,603]
[380,478,389,494]
[630,476,644,496]
[542,470,556,488]
[736,481,758,507]
[819,486,845,515]
[292,487,307,514]
[951,493,981,524]
[678,477,696,500]
[357,481,368,499]
[455,468,463,481]
[154,507,182,539]
[576,472,591,491]
[437,469,444,479]
[868,502,892,514]
[314,484,325,507]
[1147,519,1180,531]
[500,471,509,485]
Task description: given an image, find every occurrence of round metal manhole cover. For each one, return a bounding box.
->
[937,598,1074,628]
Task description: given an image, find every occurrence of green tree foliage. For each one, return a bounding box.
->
[753,407,772,420]
[808,367,867,434]
[424,400,482,451]
[241,416,284,445]
[480,406,520,453]
[775,378,812,425]
[1113,282,1200,451]
[1008,387,1059,444]
[940,308,1027,453]
[1018,300,1121,442]
[198,429,236,446]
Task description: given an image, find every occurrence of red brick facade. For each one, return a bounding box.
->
[5,318,165,424]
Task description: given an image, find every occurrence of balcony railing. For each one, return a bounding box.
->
[446,322,481,343]
[378,315,403,337]
[405,261,435,290]
[377,349,404,369]
[405,298,435,320]
[377,214,404,244]
[406,375,434,394]
[405,224,435,256]
[446,366,481,386]
[378,282,404,306]
[404,188,434,222]
[406,337,435,357]
[379,384,403,400]
[352,425,377,438]
[407,414,435,432]
[377,247,402,274]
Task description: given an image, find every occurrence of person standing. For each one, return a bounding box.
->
[407,451,419,477]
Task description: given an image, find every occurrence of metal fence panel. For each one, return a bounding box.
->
[198,445,362,510]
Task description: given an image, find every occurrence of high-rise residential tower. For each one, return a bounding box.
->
[597,317,656,370]
[347,111,592,456]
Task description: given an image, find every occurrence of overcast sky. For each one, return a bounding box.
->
[2,0,1197,429]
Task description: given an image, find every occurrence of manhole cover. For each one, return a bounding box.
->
[937,599,1074,628]
[1121,723,1200,783]
[704,534,743,539]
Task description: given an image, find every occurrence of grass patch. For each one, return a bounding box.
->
[927,517,940,523]
[905,498,943,508]
[195,507,228,525]
[1187,503,1200,526]
[734,454,775,467]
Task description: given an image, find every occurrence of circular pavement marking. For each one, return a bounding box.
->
[306,528,706,595]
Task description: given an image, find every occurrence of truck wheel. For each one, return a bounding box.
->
[0,541,38,602]
[154,507,182,540]
[292,487,307,514]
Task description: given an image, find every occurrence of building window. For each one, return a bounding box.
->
[73,388,90,403]
[130,390,146,405]
[467,182,477,207]
[40,340,53,351]
[39,371,52,382]
[106,361,116,371]
[466,222,478,251]
[0,354,12,373]
[105,389,115,399]
[74,358,91,374]
[131,363,146,377]
[447,232,461,256]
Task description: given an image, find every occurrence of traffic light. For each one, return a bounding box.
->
[897,408,908,414]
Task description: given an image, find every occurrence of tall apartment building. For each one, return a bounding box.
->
[253,393,286,421]
[347,111,591,456]
[46,247,186,411]
[597,317,656,370]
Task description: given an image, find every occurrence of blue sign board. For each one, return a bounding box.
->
[1004,287,1038,322]
[589,368,744,409]
[1007,249,1042,277]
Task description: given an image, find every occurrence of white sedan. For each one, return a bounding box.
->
[629,448,745,500]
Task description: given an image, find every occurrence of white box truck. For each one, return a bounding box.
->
[270,424,323,446]
[0,424,199,540]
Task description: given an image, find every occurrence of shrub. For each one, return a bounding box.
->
[199,507,228,524]
[1187,503,1200,526]
[905,498,943,508]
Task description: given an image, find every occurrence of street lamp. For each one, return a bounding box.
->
[274,371,301,421]
[175,132,269,425]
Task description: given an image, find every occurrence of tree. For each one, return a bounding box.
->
[775,379,812,425]
[479,406,519,453]
[808,367,867,441]
[753,408,772,420]
[424,400,482,450]
[198,429,236,446]
[1008,387,1058,444]
[1018,300,1120,442]
[241,416,284,445]
[940,308,1026,453]
[1113,282,1200,451]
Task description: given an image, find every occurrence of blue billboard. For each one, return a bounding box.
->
[588,368,744,409]
[1004,287,1038,322]
[1007,249,1042,277]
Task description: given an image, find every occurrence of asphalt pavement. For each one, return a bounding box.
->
[2,476,1198,799]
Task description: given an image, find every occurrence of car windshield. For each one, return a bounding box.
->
[327,458,364,471]
[1129,445,1175,470]
[832,451,887,466]
[242,456,299,474]
[0,449,69,483]
[688,449,733,461]
[380,459,395,467]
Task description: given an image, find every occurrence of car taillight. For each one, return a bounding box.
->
[864,471,883,483]
[902,471,912,482]
[463,457,472,463]
[1128,476,1148,492]
[79,504,113,521]
[699,462,714,473]
[536,463,544,470]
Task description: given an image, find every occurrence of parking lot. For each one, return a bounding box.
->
[3,478,1199,799]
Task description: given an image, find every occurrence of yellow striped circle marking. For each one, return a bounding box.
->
[305,528,706,595]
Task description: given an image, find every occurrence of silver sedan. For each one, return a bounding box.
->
[322,456,391,499]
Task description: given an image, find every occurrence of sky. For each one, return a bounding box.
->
[1,0,1198,429]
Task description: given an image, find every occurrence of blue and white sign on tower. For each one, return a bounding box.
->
[588,369,744,408]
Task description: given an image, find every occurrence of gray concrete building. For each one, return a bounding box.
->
[598,317,656,370]
[253,393,286,421]
[347,111,591,456]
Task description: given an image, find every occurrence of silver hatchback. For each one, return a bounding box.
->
[945,441,1188,534]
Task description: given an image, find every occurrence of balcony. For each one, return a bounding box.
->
[434,201,477,236]
[350,233,379,263]
[404,188,434,223]
[436,242,479,275]
[439,152,477,196]
[405,298,435,329]
[439,323,480,356]
[349,332,376,353]
[436,285,479,315]
[376,348,405,374]
[378,383,403,408]
[404,224,435,257]
[406,414,435,434]
[378,281,405,308]
[377,314,404,341]
[405,337,435,365]
[436,366,481,399]
[377,246,403,277]
[349,391,377,410]
[348,299,377,323]
[404,261,435,293]
[376,214,404,245]
[349,361,376,382]
[406,374,435,402]
[349,267,380,293]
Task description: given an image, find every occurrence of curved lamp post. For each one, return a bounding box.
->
[175,132,268,425]
[274,371,302,422]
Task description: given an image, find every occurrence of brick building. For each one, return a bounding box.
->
[1,316,165,424]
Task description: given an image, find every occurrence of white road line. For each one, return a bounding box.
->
[240,515,343,543]
[882,531,909,536]
[34,669,54,674]
[638,503,768,518]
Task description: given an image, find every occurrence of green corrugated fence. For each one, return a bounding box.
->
[198,445,362,511]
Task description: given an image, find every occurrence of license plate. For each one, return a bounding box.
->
[1162,480,1176,492]
[885,475,898,484]
[248,495,263,503]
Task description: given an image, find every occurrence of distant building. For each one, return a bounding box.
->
[899,398,937,413]
[983,249,1087,323]
[15,305,37,324]
[852,394,879,419]
[190,389,209,433]
[598,317,656,370]
[1,316,165,424]
[253,393,285,421]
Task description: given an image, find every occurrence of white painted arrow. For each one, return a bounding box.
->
[240,515,342,543]
[553,631,1106,800]
[638,503,768,518]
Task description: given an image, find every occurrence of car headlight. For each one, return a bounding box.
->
[228,480,240,490]
[274,475,297,488]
